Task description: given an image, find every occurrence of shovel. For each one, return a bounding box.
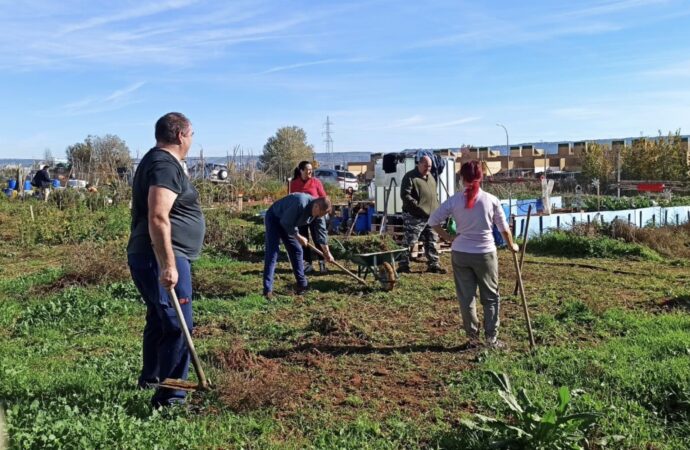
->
[157,287,211,392]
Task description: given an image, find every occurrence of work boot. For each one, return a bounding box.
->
[263,291,274,300]
[427,266,447,274]
[466,332,481,349]
[304,262,314,274]
[294,284,310,295]
[318,261,328,274]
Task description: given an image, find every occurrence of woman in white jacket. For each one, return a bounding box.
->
[428,160,519,348]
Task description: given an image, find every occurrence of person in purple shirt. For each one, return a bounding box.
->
[429,160,519,349]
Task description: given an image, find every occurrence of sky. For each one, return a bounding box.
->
[1,0,690,159]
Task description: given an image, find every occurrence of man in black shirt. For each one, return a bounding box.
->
[127,112,205,408]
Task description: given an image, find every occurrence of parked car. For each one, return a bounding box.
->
[314,169,358,190]
[189,162,229,182]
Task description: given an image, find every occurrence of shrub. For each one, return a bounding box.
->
[18,203,130,245]
[528,231,662,261]
[203,208,264,257]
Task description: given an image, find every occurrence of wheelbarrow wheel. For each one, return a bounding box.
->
[379,262,396,291]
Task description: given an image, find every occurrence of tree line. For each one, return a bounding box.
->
[580,131,688,187]
[62,126,314,183]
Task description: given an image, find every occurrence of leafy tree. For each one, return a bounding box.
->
[66,134,131,182]
[622,131,688,181]
[259,126,315,179]
[580,142,615,186]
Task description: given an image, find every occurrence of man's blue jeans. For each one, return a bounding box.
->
[128,254,193,407]
[263,210,307,294]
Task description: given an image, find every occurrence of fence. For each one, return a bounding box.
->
[513,205,690,238]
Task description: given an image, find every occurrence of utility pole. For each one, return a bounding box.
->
[496,123,512,221]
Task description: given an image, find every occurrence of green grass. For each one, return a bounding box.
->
[1,201,690,449]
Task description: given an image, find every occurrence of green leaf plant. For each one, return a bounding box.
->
[460,372,601,449]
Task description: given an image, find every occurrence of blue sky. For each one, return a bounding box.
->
[1,0,689,159]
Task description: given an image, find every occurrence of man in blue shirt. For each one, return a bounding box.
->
[263,193,333,298]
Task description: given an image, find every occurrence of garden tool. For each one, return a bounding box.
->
[513,205,532,295]
[307,242,368,286]
[511,248,536,350]
[157,287,211,392]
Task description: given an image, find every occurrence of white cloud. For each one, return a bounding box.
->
[56,82,146,116]
[58,0,200,35]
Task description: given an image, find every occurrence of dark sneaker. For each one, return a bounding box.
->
[137,378,159,390]
[427,266,448,274]
[397,265,411,274]
[294,284,310,295]
[304,263,314,274]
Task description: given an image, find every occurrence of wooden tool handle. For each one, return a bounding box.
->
[307,243,368,286]
[167,288,210,390]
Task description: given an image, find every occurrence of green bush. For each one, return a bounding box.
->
[18,204,130,245]
[528,231,662,260]
[203,208,264,256]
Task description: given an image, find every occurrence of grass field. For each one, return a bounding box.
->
[1,200,689,449]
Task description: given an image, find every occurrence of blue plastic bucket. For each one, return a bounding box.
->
[52,179,60,188]
[8,179,17,190]
[23,180,32,191]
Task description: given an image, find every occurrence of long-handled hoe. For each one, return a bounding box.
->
[157,287,211,392]
[511,249,536,350]
[307,243,368,286]
[513,205,533,295]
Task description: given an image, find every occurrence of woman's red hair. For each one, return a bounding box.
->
[460,161,482,208]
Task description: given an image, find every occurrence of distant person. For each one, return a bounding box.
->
[127,112,205,408]
[398,155,446,273]
[31,165,51,202]
[263,193,333,299]
[428,160,519,349]
[289,161,330,274]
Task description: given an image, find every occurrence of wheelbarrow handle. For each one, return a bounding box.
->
[307,243,368,286]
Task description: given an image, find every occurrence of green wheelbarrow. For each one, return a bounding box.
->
[348,248,408,291]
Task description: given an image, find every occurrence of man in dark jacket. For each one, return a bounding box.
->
[399,155,446,273]
[263,193,333,298]
[32,165,52,201]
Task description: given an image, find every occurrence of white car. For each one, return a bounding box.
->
[314,169,358,191]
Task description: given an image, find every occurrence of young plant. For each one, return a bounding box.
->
[461,372,600,450]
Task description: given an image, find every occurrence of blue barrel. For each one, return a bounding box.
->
[355,213,368,232]
[24,180,33,191]
[52,179,60,188]
[8,179,17,190]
